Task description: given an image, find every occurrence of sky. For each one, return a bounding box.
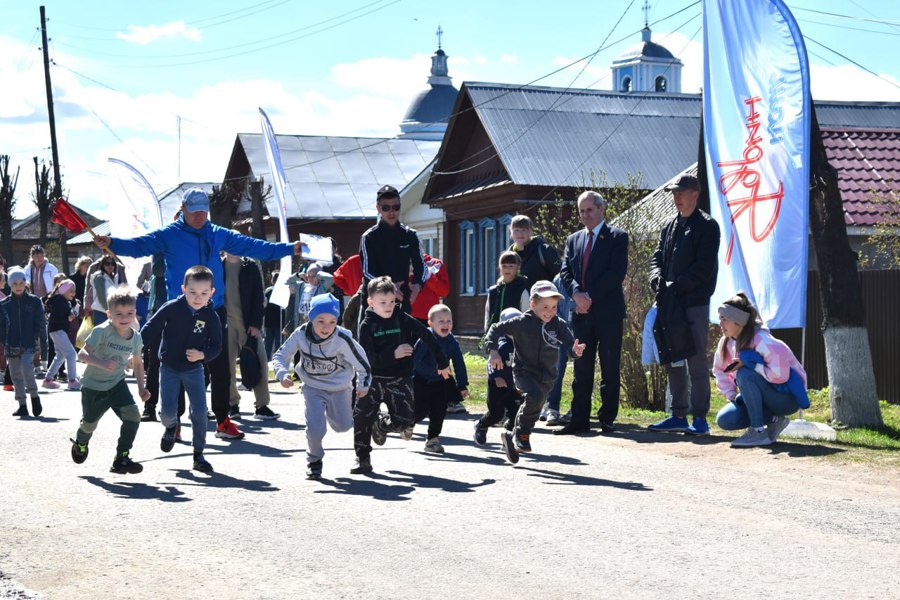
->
[2,0,899,221]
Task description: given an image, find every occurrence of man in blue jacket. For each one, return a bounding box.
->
[94,187,305,438]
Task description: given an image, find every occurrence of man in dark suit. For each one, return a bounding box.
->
[555,191,628,434]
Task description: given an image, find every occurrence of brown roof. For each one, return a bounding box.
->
[821,128,900,226]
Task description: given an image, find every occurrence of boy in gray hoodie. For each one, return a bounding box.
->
[273,293,371,480]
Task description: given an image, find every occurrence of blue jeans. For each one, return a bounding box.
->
[716,367,799,430]
[159,363,208,453]
[546,345,568,411]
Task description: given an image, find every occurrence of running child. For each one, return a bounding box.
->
[473,308,523,446]
[70,287,150,474]
[42,279,81,391]
[352,276,450,474]
[411,304,468,454]
[140,265,223,472]
[484,281,585,463]
[0,267,46,417]
[273,293,371,479]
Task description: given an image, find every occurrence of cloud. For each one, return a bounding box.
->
[500,54,518,64]
[810,63,900,102]
[116,21,202,45]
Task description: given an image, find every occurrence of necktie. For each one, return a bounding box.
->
[581,230,594,285]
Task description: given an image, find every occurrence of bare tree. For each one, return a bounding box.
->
[32,157,52,247]
[809,109,882,427]
[0,155,19,262]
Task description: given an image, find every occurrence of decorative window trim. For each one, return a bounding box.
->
[478,217,498,294]
[459,221,476,296]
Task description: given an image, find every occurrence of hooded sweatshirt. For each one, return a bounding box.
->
[484,310,576,384]
[273,323,371,394]
[358,306,449,378]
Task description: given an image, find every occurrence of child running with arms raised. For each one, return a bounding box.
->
[352,276,450,474]
[273,293,371,480]
[70,287,150,474]
[140,266,222,472]
[485,281,585,463]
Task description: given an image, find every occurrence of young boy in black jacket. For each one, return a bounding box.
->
[140,265,223,472]
[351,276,450,474]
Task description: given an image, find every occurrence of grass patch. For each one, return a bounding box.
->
[462,353,900,468]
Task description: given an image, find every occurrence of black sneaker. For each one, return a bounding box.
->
[306,460,323,480]
[500,431,520,464]
[110,452,143,474]
[160,426,177,453]
[228,404,241,420]
[513,433,532,453]
[473,424,487,446]
[12,404,28,418]
[140,405,157,422]
[350,456,372,474]
[193,453,213,472]
[254,405,280,420]
[31,396,42,417]
[70,438,89,464]
[371,414,388,446]
[206,410,216,421]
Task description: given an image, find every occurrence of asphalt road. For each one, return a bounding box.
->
[2,380,898,600]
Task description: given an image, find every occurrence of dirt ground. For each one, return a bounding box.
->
[2,380,899,600]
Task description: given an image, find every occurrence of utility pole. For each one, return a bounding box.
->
[40,5,68,273]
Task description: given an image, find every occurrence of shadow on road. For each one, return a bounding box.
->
[171,468,280,491]
[520,466,653,491]
[383,469,496,493]
[209,436,305,458]
[79,475,191,502]
[19,416,69,423]
[233,419,304,433]
[766,442,846,458]
[315,476,416,501]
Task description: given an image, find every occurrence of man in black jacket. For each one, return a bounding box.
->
[648,175,721,436]
[222,250,279,421]
[359,185,425,316]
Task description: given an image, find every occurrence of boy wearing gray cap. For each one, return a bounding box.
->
[0,268,46,417]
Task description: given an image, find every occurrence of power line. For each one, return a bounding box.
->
[805,35,900,91]
[792,7,900,27]
[797,17,900,37]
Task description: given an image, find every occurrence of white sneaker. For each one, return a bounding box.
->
[424,437,444,454]
[539,405,550,421]
[446,402,468,414]
[767,416,790,442]
[545,409,561,426]
[731,427,773,447]
[401,426,414,441]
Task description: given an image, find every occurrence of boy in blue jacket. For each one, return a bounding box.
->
[0,268,46,417]
[140,266,223,472]
[411,304,469,454]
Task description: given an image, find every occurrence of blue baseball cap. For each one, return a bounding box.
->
[182,187,210,212]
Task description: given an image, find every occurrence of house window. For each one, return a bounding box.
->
[655,75,667,92]
[498,214,513,253]
[459,221,476,295]
[622,76,632,92]
[420,235,436,258]
[479,218,497,293]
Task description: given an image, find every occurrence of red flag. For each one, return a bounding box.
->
[51,197,88,234]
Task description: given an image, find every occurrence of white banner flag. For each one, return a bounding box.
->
[703,0,811,328]
[259,108,293,308]
[107,158,163,288]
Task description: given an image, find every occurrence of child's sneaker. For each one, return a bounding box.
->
[500,431,520,464]
[446,402,468,414]
[731,427,773,448]
[513,433,532,453]
[473,424,487,446]
[767,415,791,442]
[41,378,59,389]
[228,404,241,420]
[70,438,89,464]
[215,417,245,440]
[545,409,561,426]
[648,415,690,432]
[67,380,82,391]
[371,414,388,446]
[306,460,323,480]
[160,426,177,452]
[140,404,157,422]
[684,416,710,436]
[192,453,213,472]
[12,404,28,417]
[31,396,42,417]
[424,437,444,454]
[3,384,13,392]
[401,426,414,441]
[254,405,280,420]
[110,452,143,474]
[350,455,372,474]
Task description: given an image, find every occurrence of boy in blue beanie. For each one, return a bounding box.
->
[0,268,46,417]
[273,293,371,479]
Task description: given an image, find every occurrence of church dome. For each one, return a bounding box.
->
[400,47,459,140]
[614,27,676,62]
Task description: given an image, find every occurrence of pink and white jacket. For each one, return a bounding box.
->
[713,328,807,402]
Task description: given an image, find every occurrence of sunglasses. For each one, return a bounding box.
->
[379,204,401,212]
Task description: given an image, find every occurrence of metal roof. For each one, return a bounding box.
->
[235,134,440,219]
[459,83,900,191]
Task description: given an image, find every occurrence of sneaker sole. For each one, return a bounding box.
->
[255,414,279,420]
[731,438,773,448]
[683,429,710,436]
[193,463,214,472]
[110,464,143,475]
[500,431,520,464]
[215,432,246,440]
[648,426,690,433]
